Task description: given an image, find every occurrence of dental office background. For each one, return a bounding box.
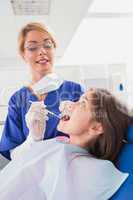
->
[0,0,133,138]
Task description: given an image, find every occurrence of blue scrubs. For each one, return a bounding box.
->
[0,81,84,160]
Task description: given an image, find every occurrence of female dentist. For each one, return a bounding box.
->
[0,22,84,160]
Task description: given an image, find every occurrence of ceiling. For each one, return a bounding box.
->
[89,0,133,13]
[0,0,92,68]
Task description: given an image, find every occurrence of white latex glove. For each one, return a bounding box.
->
[59,100,75,118]
[10,102,48,160]
[25,101,49,141]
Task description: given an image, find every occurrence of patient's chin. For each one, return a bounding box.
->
[57,123,63,132]
[57,123,67,134]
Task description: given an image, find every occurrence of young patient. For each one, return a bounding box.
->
[0,88,132,200]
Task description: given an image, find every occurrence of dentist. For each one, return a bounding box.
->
[0,22,84,160]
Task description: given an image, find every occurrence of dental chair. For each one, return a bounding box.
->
[110,124,133,200]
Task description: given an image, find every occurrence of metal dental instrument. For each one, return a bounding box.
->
[46,110,61,119]
[29,100,61,119]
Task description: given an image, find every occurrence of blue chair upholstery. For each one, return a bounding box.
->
[110,124,133,200]
[110,174,133,199]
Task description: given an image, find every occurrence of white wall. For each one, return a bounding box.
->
[60,17,133,107]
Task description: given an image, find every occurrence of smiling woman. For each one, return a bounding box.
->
[0,22,84,160]
[18,23,57,82]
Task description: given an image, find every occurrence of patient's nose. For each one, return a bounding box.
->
[59,101,75,112]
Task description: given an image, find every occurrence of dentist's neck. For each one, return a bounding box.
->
[31,71,53,84]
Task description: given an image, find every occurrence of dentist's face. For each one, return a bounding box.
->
[23,30,55,79]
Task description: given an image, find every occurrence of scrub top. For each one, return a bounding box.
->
[0,138,128,200]
[0,81,84,159]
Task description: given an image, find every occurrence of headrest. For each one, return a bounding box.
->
[127,124,133,142]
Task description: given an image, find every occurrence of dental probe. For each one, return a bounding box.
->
[29,100,61,119]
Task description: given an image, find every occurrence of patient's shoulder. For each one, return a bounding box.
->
[71,154,117,174]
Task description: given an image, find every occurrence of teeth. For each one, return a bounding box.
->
[61,115,70,121]
[37,59,48,64]
[60,110,71,121]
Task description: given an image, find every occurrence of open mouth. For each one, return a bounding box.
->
[61,115,70,121]
[59,101,73,122]
[60,111,71,122]
[57,113,71,132]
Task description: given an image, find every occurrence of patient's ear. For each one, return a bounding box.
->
[89,122,103,136]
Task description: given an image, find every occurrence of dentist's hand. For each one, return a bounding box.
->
[25,101,49,141]
[59,100,75,118]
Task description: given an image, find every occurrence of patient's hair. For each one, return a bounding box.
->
[88,88,133,162]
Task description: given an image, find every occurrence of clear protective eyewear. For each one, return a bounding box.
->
[24,39,54,52]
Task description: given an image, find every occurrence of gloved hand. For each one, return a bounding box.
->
[59,100,75,119]
[25,101,49,141]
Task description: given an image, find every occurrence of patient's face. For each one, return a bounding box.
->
[57,90,93,136]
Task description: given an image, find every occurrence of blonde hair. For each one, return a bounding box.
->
[18,22,57,56]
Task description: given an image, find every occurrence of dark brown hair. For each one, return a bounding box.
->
[89,88,133,162]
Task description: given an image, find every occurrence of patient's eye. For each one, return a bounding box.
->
[79,99,87,108]
[78,95,90,109]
